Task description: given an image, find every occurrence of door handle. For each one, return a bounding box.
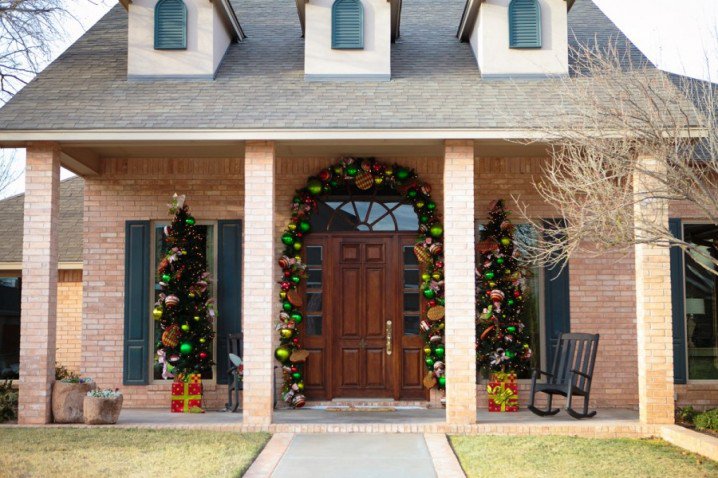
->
[386,320,393,356]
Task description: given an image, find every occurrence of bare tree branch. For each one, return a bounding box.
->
[513,40,718,275]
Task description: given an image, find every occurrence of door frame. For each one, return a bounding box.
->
[302,231,428,401]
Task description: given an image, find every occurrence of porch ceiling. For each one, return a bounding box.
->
[55,139,551,177]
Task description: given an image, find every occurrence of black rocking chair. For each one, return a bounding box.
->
[528,333,600,419]
[225,333,243,413]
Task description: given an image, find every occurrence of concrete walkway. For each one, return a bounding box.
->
[245,433,466,478]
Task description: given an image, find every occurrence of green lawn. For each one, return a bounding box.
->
[450,435,718,478]
[0,428,270,478]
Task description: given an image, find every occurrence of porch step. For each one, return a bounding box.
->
[304,399,431,409]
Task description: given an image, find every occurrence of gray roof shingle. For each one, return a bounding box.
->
[0,0,650,131]
[0,177,84,263]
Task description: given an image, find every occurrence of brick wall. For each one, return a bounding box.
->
[56,269,83,373]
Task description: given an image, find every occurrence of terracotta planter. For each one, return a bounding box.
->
[83,395,123,425]
[52,381,96,423]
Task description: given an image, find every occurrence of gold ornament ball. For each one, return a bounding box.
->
[193,315,201,322]
[423,346,432,355]
[152,307,163,321]
[280,328,293,339]
[199,338,206,344]
[181,324,190,332]
[280,291,287,299]
[288,223,297,231]
[431,273,441,280]
[188,292,196,299]
[438,323,445,330]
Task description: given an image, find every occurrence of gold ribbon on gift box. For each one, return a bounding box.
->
[487,383,517,412]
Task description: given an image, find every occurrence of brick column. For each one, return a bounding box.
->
[242,141,276,425]
[18,143,61,424]
[634,155,675,424]
[443,140,477,425]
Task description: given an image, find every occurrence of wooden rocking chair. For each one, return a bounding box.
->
[225,333,243,413]
[528,333,600,419]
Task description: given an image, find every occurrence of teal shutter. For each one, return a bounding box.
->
[543,220,570,362]
[332,0,364,50]
[669,218,687,384]
[509,0,542,49]
[155,0,187,50]
[216,220,243,385]
[123,221,151,385]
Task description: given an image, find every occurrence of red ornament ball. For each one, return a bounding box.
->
[281,282,291,291]
[199,352,208,359]
[318,169,331,182]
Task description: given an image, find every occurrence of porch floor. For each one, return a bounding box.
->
[107,407,653,438]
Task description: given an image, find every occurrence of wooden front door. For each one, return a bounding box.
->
[300,233,428,401]
[331,236,395,398]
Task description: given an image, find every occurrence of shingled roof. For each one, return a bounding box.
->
[0,177,84,264]
[0,0,652,132]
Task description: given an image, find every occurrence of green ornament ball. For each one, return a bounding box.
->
[507,299,515,306]
[507,326,517,333]
[429,224,443,238]
[180,343,193,354]
[500,237,511,246]
[437,298,445,306]
[396,168,410,180]
[420,215,429,224]
[290,275,301,284]
[281,233,295,246]
[307,178,323,195]
[185,217,196,226]
[292,372,302,380]
[407,189,418,199]
[485,271,495,280]
[423,288,436,299]
[291,312,303,324]
[505,350,516,359]
[425,357,435,367]
[161,273,171,283]
[438,376,446,388]
[427,201,436,211]
[435,346,445,359]
[346,165,359,176]
[496,258,504,265]
[275,346,291,363]
[299,221,311,233]
[181,324,190,332]
[329,179,340,188]
[282,301,293,312]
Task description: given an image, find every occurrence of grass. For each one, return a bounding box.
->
[450,435,718,478]
[0,428,270,478]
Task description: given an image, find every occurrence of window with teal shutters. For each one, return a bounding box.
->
[509,0,542,49]
[155,0,187,50]
[542,220,570,362]
[216,220,243,385]
[669,218,687,384]
[332,0,364,50]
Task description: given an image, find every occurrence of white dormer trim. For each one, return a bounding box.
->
[121,0,245,41]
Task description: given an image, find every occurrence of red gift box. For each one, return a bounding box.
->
[171,376,204,413]
[487,372,518,412]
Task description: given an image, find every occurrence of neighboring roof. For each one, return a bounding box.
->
[0,0,655,132]
[0,177,84,264]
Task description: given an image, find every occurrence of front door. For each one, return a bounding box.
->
[331,236,396,398]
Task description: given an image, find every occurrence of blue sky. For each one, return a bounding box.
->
[1,0,716,199]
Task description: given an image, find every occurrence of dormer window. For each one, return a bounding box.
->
[509,0,542,49]
[155,0,188,50]
[332,0,364,50]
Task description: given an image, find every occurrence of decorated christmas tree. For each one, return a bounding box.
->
[476,200,532,376]
[154,194,216,380]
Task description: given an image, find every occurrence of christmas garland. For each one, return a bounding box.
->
[276,158,447,408]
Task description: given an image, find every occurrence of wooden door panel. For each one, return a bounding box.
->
[304,349,325,388]
[402,349,422,388]
[366,348,387,387]
[340,349,361,387]
[339,267,361,338]
[365,242,385,262]
[365,267,386,339]
[340,243,360,262]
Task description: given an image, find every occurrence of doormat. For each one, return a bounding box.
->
[325,407,397,413]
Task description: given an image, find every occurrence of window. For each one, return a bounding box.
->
[155,0,188,50]
[305,246,324,336]
[0,277,21,379]
[475,222,543,379]
[332,0,364,50]
[151,222,216,381]
[683,224,718,380]
[508,0,542,49]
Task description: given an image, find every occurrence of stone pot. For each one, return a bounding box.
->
[52,381,96,423]
[83,395,123,425]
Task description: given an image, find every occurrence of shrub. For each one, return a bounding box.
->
[55,365,79,382]
[694,409,718,431]
[676,405,698,424]
[0,380,18,423]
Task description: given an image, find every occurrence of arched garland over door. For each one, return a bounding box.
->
[275,158,447,407]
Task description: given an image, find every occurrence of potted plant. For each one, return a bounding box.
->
[83,389,123,425]
[52,368,95,423]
